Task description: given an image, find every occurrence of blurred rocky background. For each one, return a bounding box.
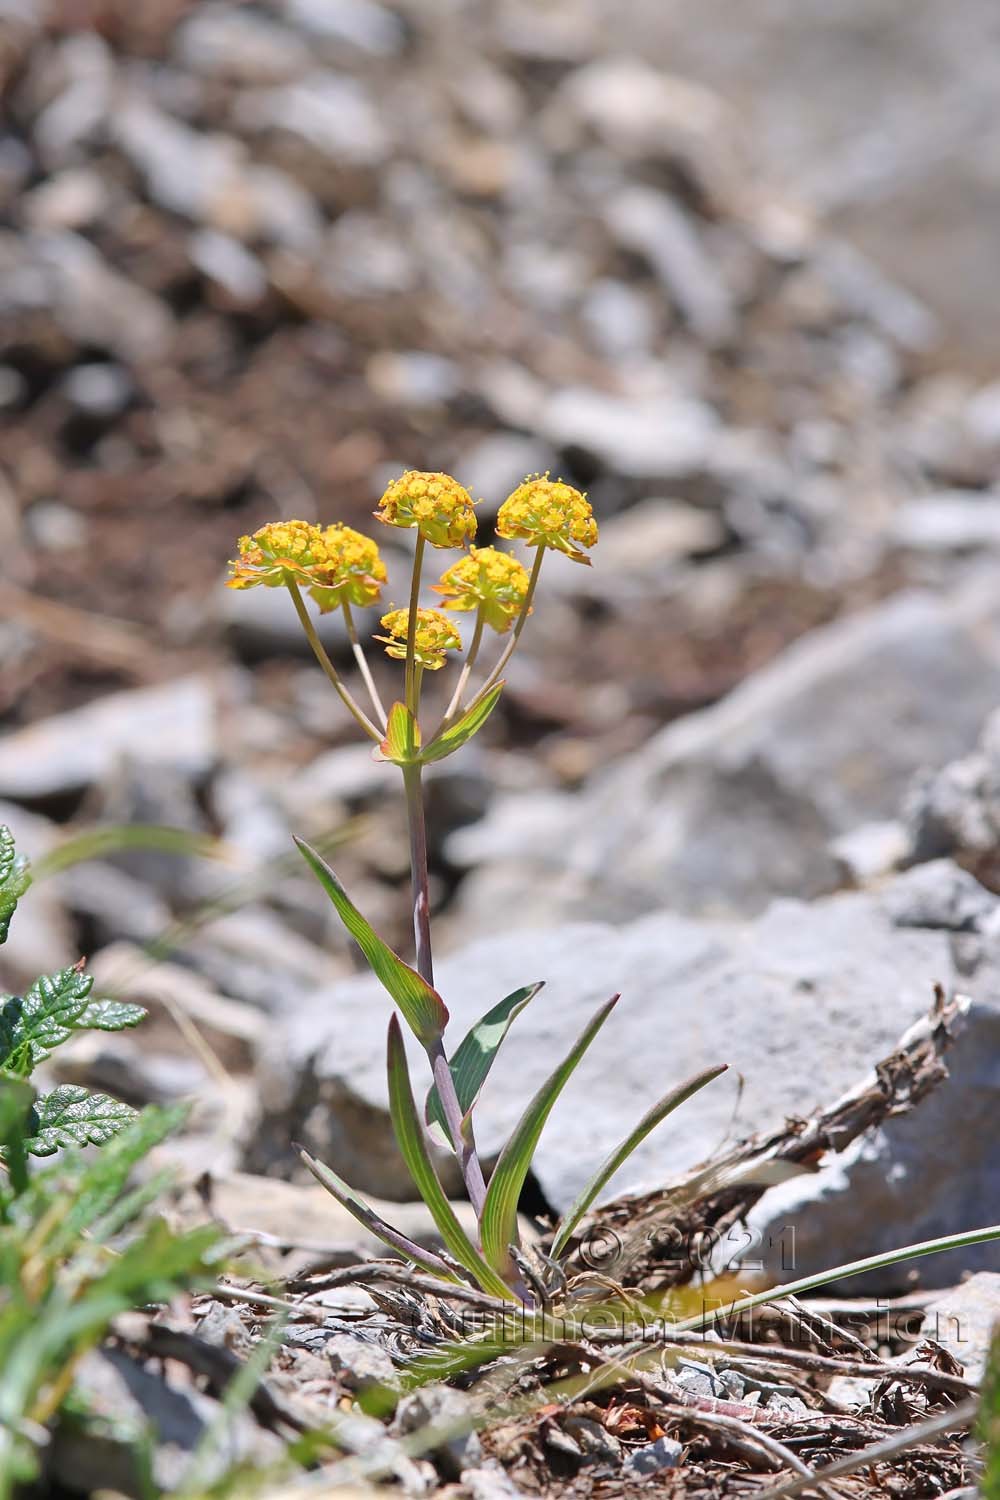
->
[3,0,1000,1282]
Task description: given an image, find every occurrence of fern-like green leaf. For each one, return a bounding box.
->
[25,1086,137,1157]
[74,997,146,1032]
[0,966,93,1071]
[480,995,619,1276]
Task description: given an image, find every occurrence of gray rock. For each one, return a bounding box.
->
[905,707,1000,867]
[539,385,718,481]
[175,4,310,83]
[462,1465,528,1500]
[236,73,389,167]
[449,583,1000,923]
[254,862,999,1285]
[281,0,406,55]
[367,350,462,407]
[892,493,1000,552]
[0,675,217,801]
[606,185,736,345]
[393,1386,481,1477]
[622,1436,683,1476]
[327,1333,400,1393]
[59,361,133,417]
[189,230,268,305]
[580,278,656,358]
[23,165,109,230]
[911,1273,1000,1380]
[457,434,559,511]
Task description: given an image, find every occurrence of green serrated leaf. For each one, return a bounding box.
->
[0,825,30,947]
[25,1086,137,1156]
[298,1146,459,1282]
[386,1016,515,1300]
[295,838,449,1045]
[376,700,421,765]
[550,1063,729,1259]
[0,965,93,1072]
[480,994,619,1276]
[421,684,504,764]
[75,998,146,1032]
[426,983,543,1138]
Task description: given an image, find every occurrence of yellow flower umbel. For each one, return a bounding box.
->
[496,475,598,564]
[376,608,462,671]
[228,519,333,591]
[308,523,387,612]
[434,546,531,634]
[375,471,477,550]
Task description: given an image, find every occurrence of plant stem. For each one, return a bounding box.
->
[440,608,485,728]
[467,547,544,707]
[286,581,382,742]
[402,760,488,1217]
[402,762,434,986]
[404,534,426,716]
[342,599,388,728]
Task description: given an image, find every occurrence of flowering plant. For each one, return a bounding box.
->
[229,471,723,1303]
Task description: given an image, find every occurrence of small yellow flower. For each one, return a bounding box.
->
[433,546,531,634]
[496,474,598,565]
[376,607,462,670]
[308,523,387,612]
[375,470,477,550]
[227,519,331,591]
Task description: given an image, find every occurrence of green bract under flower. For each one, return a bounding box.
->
[376,607,463,670]
[434,546,531,633]
[375,471,478,550]
[496,475,598,564]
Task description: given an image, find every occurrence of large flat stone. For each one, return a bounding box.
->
[253,862,999,1285]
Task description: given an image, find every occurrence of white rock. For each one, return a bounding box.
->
[539,386,718,480]
[0,676,217,800]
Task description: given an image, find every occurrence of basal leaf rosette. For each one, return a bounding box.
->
[376,607,462,670]
[496,475,598,564]
[433,546,531,634]
[375,471,478,550]
[228,519,387,609]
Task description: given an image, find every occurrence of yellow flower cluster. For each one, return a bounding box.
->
[434,546,531,634]
[375,470,477,550]
[497,475,598,564]
[228,520,386,609]
[376,607,463,670]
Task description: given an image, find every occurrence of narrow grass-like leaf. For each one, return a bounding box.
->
[426,983,543,1138]
[377,701,421,764]
[421,684,504,764]
[481,994,619,1275]
[673,1222,1000,1334]
[386,1017,516,1301]
[297,1145,459,1282]
[296,839,449,1045]
[551,1063,728,1258]
[0,1071,35,1142]
[25,1086,136,1156]
[31,824,222,881]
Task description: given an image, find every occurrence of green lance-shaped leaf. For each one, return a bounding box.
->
[480,994,620,1276]
[25,1086,137,1156]
[420,683,504,764]
[0,825,30,946]
[550,1063,729,1259]
[386,1015,516,1301]
[297,1145,460,1283]
[376,701,421,765]
[296,839,449,1045]
[425,983,543,1140]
